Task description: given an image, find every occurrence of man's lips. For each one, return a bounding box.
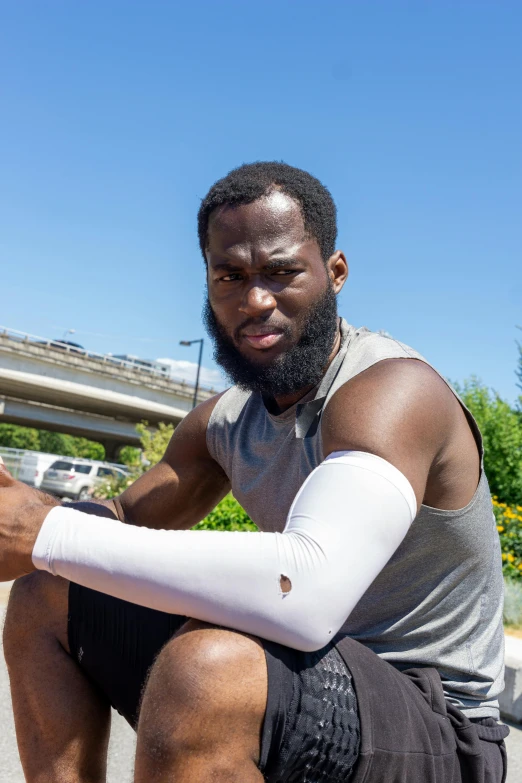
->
[240,329,284,350]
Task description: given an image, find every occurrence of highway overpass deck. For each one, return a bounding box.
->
[0,328,217,455]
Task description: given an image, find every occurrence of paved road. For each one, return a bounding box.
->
[1,589,521,782]
[0,593,135,782]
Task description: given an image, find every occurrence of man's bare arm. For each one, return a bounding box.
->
[321,358,480,511]
[100,393,230,530]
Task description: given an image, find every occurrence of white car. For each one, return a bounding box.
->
[41,459,129,501]
[18,451,64,488]
[0,448,63,489]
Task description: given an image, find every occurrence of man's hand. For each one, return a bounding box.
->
[0,458,59,581]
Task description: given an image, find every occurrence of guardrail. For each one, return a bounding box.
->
[0,447,24,479]
[0,326,217,393]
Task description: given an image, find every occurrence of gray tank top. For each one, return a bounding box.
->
[207,319,505,719]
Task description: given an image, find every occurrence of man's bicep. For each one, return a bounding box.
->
[321,359,452,508]
[119,394,230,530]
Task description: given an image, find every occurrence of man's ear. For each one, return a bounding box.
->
[327,250,348,294]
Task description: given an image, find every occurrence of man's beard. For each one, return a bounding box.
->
[203,284,339,398]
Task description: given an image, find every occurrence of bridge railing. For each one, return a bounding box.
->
[0,326,217,393]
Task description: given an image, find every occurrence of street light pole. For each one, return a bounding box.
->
[179,338,204,409]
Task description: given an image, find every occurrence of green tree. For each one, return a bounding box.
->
[38,431,75,457]
[136,421,175,467]
[0,422,105,460]
[38,430,105,460]
[515,326,522,402]
[0,423,40,450]
[456,378,522,505]
[72,437,105,460]
[119,445,142,468]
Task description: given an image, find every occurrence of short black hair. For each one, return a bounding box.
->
[197,161,337,263]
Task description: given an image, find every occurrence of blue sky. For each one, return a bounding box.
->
[1,1,520,399]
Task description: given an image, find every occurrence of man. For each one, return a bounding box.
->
[2,162,507,782]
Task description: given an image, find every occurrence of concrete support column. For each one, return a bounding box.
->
[102,441,124,462]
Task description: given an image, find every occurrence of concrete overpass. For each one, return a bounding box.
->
[0,328,216,458]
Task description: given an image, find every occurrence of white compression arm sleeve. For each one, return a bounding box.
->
[33,451,416,651]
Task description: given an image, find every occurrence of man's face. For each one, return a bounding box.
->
[204,191,347,398]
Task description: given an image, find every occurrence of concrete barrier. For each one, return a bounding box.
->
[500,635,522,724]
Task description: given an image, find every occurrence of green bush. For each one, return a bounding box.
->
[92,472,137,500]
[456,378,522,505]
[119,445,142,468]
[493,499,522,579]
[136,421,175,467]
[195,494,257,531]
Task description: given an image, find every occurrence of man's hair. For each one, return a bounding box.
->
[197,161,337,262]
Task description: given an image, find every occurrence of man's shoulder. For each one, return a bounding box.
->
[205,386,257,448]
[332,354,453,419]
[342,323,427,367]
[208,386,253,425]
[322,356,456,460]
[205,387,259,469]
[330,322,436,403]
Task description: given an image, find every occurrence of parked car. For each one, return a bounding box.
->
[0,448,65,488]
[41,459,129,501]
[18,451,64,488]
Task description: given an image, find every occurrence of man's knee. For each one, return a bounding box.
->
[137,621,268,765]
[3,571,70,660]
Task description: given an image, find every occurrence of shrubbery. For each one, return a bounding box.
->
[195,494,257,531]
[456,379,522,505]
[493,499,522,580]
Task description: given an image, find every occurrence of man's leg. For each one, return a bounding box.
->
[135,621,267,782]
[3,572,111,783]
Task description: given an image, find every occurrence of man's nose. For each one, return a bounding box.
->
[239,283,277,317]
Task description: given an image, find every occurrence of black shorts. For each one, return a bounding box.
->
[68,583,508,783]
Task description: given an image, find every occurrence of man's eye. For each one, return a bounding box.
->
[271,269,296,276]
[220,274,242,282]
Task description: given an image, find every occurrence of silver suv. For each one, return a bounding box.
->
[41,459,128,501]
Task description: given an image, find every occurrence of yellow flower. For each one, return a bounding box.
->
[507,553,515,563]
[518,564,522,571]
[497,526,504,532]
[502,553,508,561]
